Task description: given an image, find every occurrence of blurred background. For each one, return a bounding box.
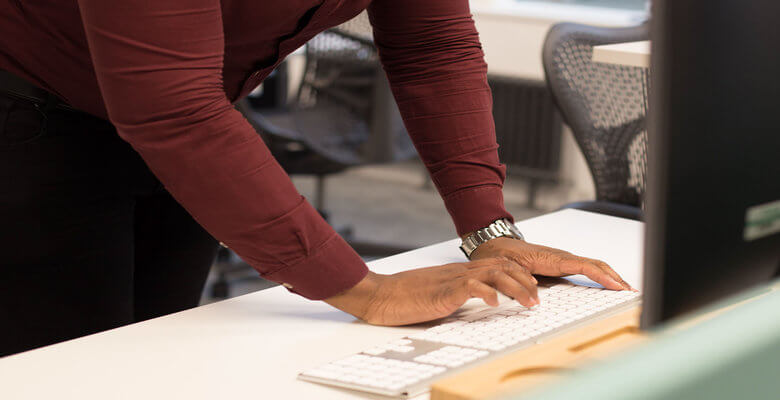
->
[202,0,651,303]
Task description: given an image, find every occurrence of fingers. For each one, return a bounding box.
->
[469,258,539,307]
[559,258,629,291]
[498,262,540,303]
[466,279,499,307]
[587,258,636,291]
[487,270,538,307]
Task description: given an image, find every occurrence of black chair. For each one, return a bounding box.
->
[210,13,417,298]
[542,22,650,220]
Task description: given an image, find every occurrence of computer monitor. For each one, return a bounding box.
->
[640,0,780,328]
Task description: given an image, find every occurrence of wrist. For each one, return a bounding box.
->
[460,218,524,259]
[324,271,384,320]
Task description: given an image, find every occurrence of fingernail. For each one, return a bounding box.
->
[532,276,538,284]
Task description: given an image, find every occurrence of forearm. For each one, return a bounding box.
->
[78,0,368,299]
[128,110,369,299]
[369,0,512,236]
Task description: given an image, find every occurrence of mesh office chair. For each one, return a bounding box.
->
[542,22,650,220]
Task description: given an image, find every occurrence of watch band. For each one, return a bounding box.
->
[460,218,525,259]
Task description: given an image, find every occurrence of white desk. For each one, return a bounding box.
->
[593,40,650,68]
[0,209,644,400]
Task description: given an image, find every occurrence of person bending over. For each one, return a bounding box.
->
[0,0,632,356]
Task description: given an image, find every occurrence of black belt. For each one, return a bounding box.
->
[0,70,78,113]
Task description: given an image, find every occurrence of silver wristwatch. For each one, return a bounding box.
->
[460,218,524,259]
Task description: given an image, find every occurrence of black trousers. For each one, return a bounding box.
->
[0,94,219,357]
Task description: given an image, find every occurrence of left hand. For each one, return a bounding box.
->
[469,237,635,291]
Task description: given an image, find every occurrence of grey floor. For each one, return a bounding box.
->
[200,160,546,303]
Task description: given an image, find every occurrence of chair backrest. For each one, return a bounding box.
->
[292,12,415,164]
[543,22,650,207]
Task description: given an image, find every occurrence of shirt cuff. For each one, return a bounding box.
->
[443,185,514,237]
[262,233,369,300]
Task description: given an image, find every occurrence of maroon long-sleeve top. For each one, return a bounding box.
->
[0,0,512,300]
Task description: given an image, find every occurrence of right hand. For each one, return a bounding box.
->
[324,257,539,326]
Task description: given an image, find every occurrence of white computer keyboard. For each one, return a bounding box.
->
[299,280,641,398]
